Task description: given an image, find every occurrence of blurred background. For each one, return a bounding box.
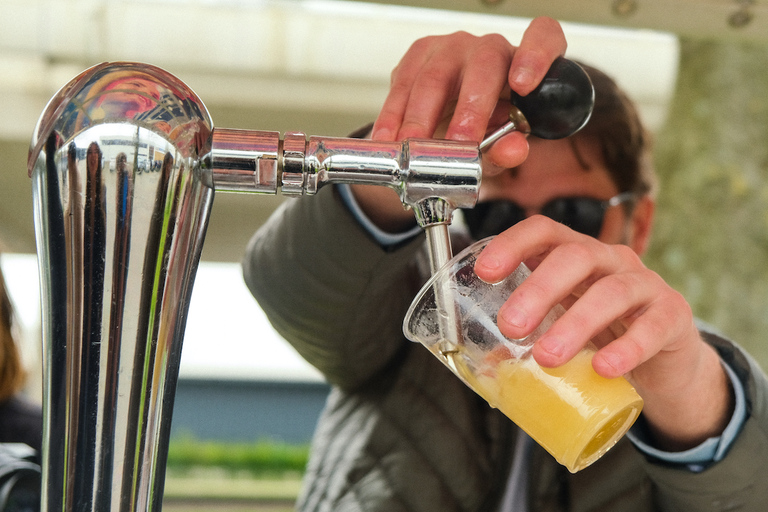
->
[2,0,768,504]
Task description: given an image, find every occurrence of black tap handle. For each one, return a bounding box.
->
[510,57,594,140]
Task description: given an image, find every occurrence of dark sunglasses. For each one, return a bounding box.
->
[461,192,637,240]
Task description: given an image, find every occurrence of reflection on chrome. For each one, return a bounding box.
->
[28,62,481,510]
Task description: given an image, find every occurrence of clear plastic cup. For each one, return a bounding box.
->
[403,237,643,473]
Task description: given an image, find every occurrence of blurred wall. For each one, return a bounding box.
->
[648,38,768,369]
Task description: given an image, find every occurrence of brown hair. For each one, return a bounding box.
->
[573,62,657,197]
[0,266,25,402]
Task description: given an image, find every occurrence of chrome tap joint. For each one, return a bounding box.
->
[280,132,309,195]
[209,128,280,193]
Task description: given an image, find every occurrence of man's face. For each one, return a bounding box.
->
[478,136,632,245]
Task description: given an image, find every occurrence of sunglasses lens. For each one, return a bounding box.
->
[462,202,526,240]
[463,197,611,239]
[542,198,605,238]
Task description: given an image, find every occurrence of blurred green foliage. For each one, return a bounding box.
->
[167,436,310,476]
[645,38,768,371]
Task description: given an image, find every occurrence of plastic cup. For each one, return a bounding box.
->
[403,237,643,473]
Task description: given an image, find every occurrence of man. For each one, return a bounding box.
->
[244,18,768,511]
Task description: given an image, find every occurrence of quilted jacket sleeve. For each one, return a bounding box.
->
[642,330,768,511]
[242,186,426,390]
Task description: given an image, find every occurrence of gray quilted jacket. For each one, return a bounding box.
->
[243,186,768,511]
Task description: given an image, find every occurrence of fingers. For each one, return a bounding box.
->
[510,17,568,96]
[482,131,529,177]
[372,17,567,143]
[372,35,443,141]
[474,215,561,281]
[442,34,514,142]
[374,32,512,142]
[491,225,640,344]
[590,288,695,380]
[474,216,698,379]
[530,268,667,374]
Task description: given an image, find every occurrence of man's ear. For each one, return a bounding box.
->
[628,195,655,256]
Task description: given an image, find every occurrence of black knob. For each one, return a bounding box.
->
[510,57,594,140]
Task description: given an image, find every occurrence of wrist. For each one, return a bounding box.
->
[637,343,734,452]
[628,358,746,467]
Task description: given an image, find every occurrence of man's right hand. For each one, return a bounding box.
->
[353,18,569,230]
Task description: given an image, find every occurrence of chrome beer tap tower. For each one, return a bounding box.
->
[27,62,481,511]
[27,57,591,511]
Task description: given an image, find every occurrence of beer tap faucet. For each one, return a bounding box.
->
[27,61,482,512]
[209,127,481,273]
[27,57,592,511]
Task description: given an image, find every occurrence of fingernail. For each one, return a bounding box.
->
[500,304,527,329]
[598,351,623,375]
[510,66,535,90]
[371,127,393,141]
[538,335,565,358]
[476,251,501,272]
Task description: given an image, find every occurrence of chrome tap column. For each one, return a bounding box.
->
[29,63,217,511]
[28,62,480,511]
